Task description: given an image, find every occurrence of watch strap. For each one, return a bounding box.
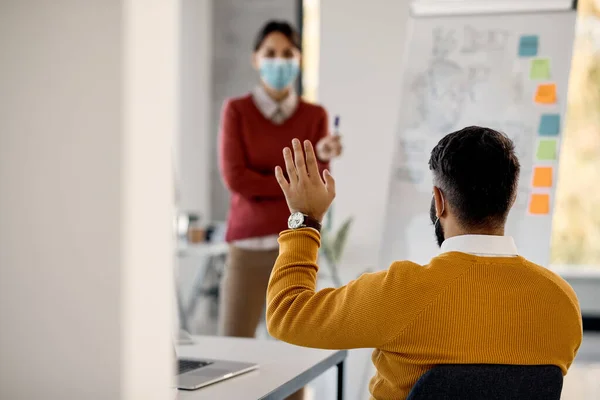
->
[301,214,322,232]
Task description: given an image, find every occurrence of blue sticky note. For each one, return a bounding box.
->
[519,35,539,57]
[538,114,561,136]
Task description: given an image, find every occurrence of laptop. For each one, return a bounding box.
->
[175,345,258,390]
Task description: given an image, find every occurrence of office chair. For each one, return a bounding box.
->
[406,364,563,400]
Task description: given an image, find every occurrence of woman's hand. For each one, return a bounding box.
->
[275,139,336,223]
[316,135,342,162]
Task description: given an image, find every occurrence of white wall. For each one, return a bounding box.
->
[319,1,411,398]
[0,1,177,399]
[178,0,212,219]
[319,1,411,272]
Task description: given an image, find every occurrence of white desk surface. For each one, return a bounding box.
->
[177,242,229,258]
[176,335,346,400]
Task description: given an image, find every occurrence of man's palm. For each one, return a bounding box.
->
[275,139,336,223]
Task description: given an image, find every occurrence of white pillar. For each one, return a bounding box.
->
[0,1,178,399]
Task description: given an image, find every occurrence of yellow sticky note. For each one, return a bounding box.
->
[529,193,550,215]
[535,83,557,104]
[532,166,553,188]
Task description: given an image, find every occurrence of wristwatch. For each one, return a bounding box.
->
[288,212,322,232]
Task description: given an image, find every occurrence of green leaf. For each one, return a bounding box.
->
[320,230,335,262]
[332,217,353,263]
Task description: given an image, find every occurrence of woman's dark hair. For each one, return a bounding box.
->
[253,20,301,52]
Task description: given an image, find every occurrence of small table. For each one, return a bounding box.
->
[177,335,347,400]
[176,241,229,259]
[176,242,229,331]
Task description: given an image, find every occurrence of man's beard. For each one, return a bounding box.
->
[430,197,445,247]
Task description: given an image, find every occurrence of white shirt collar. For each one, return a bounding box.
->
[440,234,518,257]
[252,85,298,124]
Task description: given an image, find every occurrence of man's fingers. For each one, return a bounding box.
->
[304,140,320,180]
[292,139,308,180]
[323,169,336,196]
[274,166,290,192]
[283,147,298,184]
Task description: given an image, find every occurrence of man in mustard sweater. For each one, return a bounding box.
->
[268,126,582,400]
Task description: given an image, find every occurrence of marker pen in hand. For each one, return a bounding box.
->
[333,115,341,136]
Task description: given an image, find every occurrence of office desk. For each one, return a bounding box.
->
[177,336,347,400]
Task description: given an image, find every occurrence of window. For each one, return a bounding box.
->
[302,0,320,102]
[551,1,600,268]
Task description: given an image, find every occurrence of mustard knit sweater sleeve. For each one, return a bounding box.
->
[266,228,424,349]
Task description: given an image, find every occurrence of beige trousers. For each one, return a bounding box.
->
[219,246,304,400]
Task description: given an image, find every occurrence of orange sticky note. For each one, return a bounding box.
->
[535,83,557,104]
[529,193,550,215]
[532,166,553,188]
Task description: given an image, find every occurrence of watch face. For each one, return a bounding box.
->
[288,212,305,229]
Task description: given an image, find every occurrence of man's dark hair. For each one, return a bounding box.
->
[253,20,301,52]
[428,126,521,228]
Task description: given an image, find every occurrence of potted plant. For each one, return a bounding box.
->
[319,216,353,287]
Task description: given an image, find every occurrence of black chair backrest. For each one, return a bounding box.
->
[406,364,563,400]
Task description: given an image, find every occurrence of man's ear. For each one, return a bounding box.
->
[509,189,517,209]
[251,53,259,70]
[433,186,445,219]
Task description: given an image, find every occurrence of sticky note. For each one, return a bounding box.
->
[529,193,550,215]
[530,58,551,80]
[535,83,557,104]
[538,114,561,136]
[519,35,539,57]
[536,139,558,161]
[532,166,553,188]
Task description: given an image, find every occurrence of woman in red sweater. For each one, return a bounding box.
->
[218,20,342,342]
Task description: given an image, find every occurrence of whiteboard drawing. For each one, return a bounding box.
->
[408,58,490,133]
[432,27,458,58]
[461,25,510,53]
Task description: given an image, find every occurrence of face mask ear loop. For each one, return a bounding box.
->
[434,191,445,228]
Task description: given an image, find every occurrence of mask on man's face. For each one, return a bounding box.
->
[430,196,445,247]
[259,58,300,91]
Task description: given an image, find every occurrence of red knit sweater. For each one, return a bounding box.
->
[219,94,330,242]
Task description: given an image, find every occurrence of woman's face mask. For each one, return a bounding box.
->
[258,57,300,91]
